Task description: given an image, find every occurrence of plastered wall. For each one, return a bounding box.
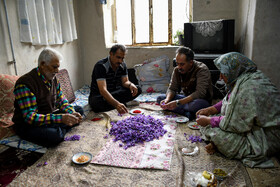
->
[0,0,83,90]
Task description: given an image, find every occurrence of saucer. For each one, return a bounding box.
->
[188,122,201,130]
[72,152,92,164]
[175,117,189,123]
[129,108,144,115]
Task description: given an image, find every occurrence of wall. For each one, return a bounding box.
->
[76,1,107,86]
[236,0,256,57]
[0,0,83,90]
[252,0,280,89]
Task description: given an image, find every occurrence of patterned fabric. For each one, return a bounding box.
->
[13,68,74,126]
[214,52,257,91]
[55,69,76,103]
[72,85,91,116]
[134,92,164,102]
[134,55,170,93]
[0,135,47,153]
[0,74,19,128]
[92,115,177,170]
[201,53,280,168]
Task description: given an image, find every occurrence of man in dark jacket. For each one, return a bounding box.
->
[157,47,213,120]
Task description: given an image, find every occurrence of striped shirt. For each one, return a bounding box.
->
[13,68,75,126]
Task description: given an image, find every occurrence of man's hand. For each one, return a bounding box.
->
[161,100,177,110]
[116,103,128,114]
[62,114,80,126]
[72,112,83,122]
[196,115,211,127]
[129,83,138,97]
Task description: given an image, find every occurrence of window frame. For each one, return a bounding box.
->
[113,0,173,46]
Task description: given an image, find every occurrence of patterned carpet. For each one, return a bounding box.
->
[0,146,43,186]
[2,103,280,186]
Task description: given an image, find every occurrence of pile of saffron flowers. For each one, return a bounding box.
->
[109,114,167,149]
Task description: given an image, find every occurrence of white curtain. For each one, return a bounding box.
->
[18,0,77,45]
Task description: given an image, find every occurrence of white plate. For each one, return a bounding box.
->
[129,108,144,115]
[175,117,189,123]
[72,152,92,164]
[188,122,201,130]
[182,146,199,156]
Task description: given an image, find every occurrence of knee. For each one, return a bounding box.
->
[156,95,166,104]
[46,128,67,147]
[137,86,142,95]
[188,99,210,113]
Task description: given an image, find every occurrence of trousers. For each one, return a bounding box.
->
[89,86,142,113]
[156,94,210,120]
[13,105,84,147]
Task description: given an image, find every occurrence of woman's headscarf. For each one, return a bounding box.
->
[214,52,257,91]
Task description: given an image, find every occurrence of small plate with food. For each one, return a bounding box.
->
[72,152,92,165]
[188,122,201,130]
[175,116,189,123]
[129,108,144,115]
[213,168,228,181]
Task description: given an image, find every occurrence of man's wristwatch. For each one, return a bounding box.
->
[176,99,180,106]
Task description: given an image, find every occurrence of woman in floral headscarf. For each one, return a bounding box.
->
[196,52,280,168]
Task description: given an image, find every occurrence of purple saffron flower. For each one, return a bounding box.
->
[186,135,202,143]
[44,162,48,165]
[64,135,81,141]
[104,134,109,139]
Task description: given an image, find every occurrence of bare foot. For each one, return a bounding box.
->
[205,142,216,155]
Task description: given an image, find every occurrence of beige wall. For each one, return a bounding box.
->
[0,0,83,90]
[252,0,280,89]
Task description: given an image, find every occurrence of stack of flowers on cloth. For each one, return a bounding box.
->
[91,114,177,170]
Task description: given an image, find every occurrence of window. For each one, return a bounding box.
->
[107,0,190,46]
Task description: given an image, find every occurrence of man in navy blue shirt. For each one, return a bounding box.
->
[89,44,142,114]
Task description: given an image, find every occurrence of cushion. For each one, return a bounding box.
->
[134,55,171,93]
[0,74,19,128]
[56,69,76,103]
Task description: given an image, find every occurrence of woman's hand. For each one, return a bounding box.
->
[196,106,218,117]
[196,115,211,127]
